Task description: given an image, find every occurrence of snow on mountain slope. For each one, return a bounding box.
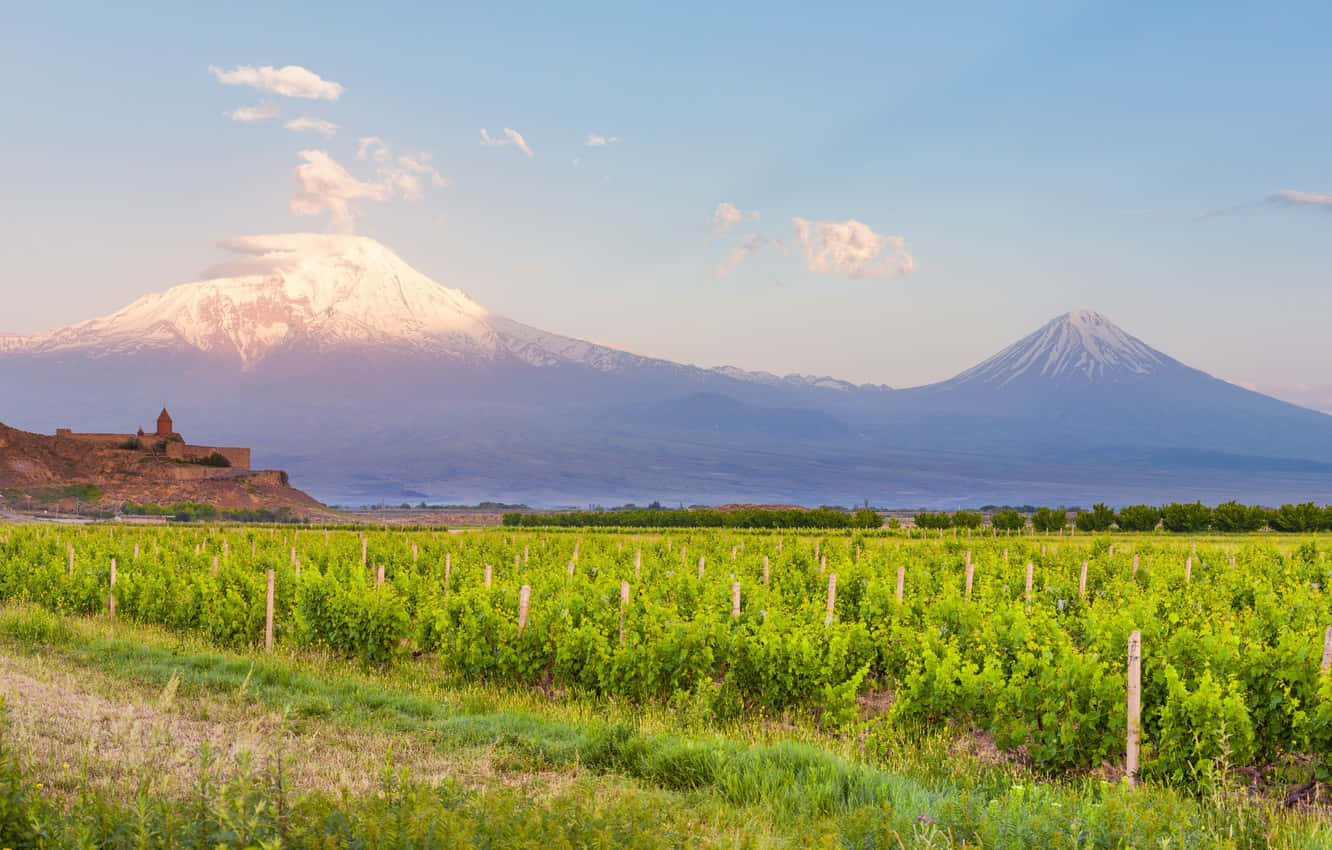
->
[3,234,869,392]
[939,310,1173,389]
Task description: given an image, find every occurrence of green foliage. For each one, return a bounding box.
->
[193,451,232,468]
[1212,501,1269,532]
[1074,503,1116,532]
[1030,507,1066,533]
[504,507,875,529]
[1117,504,1162,532]
[1161,502,1214,533]
[989,509,1026,531]
[1268,502,1329,533]
[951,510,983,530]
[913,511,952,530]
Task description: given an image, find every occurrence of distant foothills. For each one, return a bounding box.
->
[3,234,1332,508]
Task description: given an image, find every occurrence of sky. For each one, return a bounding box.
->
[2,1,1330,409]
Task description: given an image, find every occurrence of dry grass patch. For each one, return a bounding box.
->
[0,649,581,806]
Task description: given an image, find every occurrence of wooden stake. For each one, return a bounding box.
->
[699,555,706,579]
[762,555,770,585]
[444,553,452,592]
[896,566,905,604]
[1079,560,1088,601]
[412,543,418,562]
[826,573,836,621]
[1185,556,1192,584]
[376,564,385,590]
[1127,630,1142,788]
[634,549,641,580]
[67,546,74,577]
[211,556,219,576]
[965,558,974,599]
[1321,627,1332,677]
[568,560,575,577]
[518,585,530,633]
[361,537,367,568]
[109,558,117,621]
[484,564,492,589]
[1132,553,1140,576]
[1025,562,1034,607]
[264,569,275,653]
[731,582,741,620]
[619,581,630,645]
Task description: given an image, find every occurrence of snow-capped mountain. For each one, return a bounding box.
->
[4,234,1332,506]
[940,310,1170,388]
[4,234,866,393]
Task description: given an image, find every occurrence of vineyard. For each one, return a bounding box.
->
[3,524,1332,793]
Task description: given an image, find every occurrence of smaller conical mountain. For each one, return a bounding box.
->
[939,310,1172,389]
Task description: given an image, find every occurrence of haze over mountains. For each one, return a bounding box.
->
[4,234,1330,507]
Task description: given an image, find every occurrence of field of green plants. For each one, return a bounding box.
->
[2,523,1331,847]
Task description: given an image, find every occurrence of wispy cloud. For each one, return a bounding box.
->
[290,150,390,232]
[480,127,534,158]
[585,133,618,147]
[356,136,390,162]
[713,235,776,279]
[1269,188,1332,209]
[283,116,338,136]
[712,202,758,235]
[398,153,450,188]
[209,64,343,101]
[792,218,914,278]
[225,103,279,123]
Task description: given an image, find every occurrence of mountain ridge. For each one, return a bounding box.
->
[3,233,1330,506]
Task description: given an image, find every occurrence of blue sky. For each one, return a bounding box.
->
[2,1,1330,407]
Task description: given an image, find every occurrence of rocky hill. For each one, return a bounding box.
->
[0,423,334,520]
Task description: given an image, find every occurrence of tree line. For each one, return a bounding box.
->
[503,507,884,529]
[916,501,1332,533]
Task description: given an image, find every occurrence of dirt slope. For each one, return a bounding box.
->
[0,422,335,520]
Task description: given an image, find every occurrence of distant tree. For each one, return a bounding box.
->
[990,509,1026,531]
[886,517,902,530]
[1115,504,1160,532]
[1074,503,1116,532]
[952,510,983,529]
[913,511,953,530]
[1212,500,1268,532]
[852,508,883,529]
[1268,502,1324,533]
[1161,502,1213,533]
[1031,507,1067,533]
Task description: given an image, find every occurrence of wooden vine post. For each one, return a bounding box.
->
[895,566,905,604]
[1321,626,1332,677]
[1025,562,1034,609]
[619,581,630,645]
[108,557,117,621]
[634,549,642,580]
[762,555,770,585]
[1079,560,1088,601]
[1132,553,1140,577]
[826,573,836,622]
[264,569,275,653]
[699,555,706,579]
[1126,630,1142,788]
[1185,556,1192,584]
[376,564,385,590]
[965,557,974,599]
[484,564,492,589]
[518,585,530,634]
[731,582,741,620]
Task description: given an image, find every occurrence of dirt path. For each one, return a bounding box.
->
[0,649,572,804]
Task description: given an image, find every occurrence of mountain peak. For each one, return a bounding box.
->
[942,310,1174,389]
[8,233,500,366]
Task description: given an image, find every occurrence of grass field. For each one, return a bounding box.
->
[1,524,1331,847]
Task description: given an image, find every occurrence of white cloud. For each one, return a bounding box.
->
[398,153,449,188]
[356,136,390,162]
[209,64,344,101]
[585,133,619,147]
[480,127,534,158]
[1270,189,1332,209]
[713,235,774,279]
[290,150,389,231]
[225,103,278,123]
[791,217,914,278]
[283,116,338,136]
[712,202,758,235]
